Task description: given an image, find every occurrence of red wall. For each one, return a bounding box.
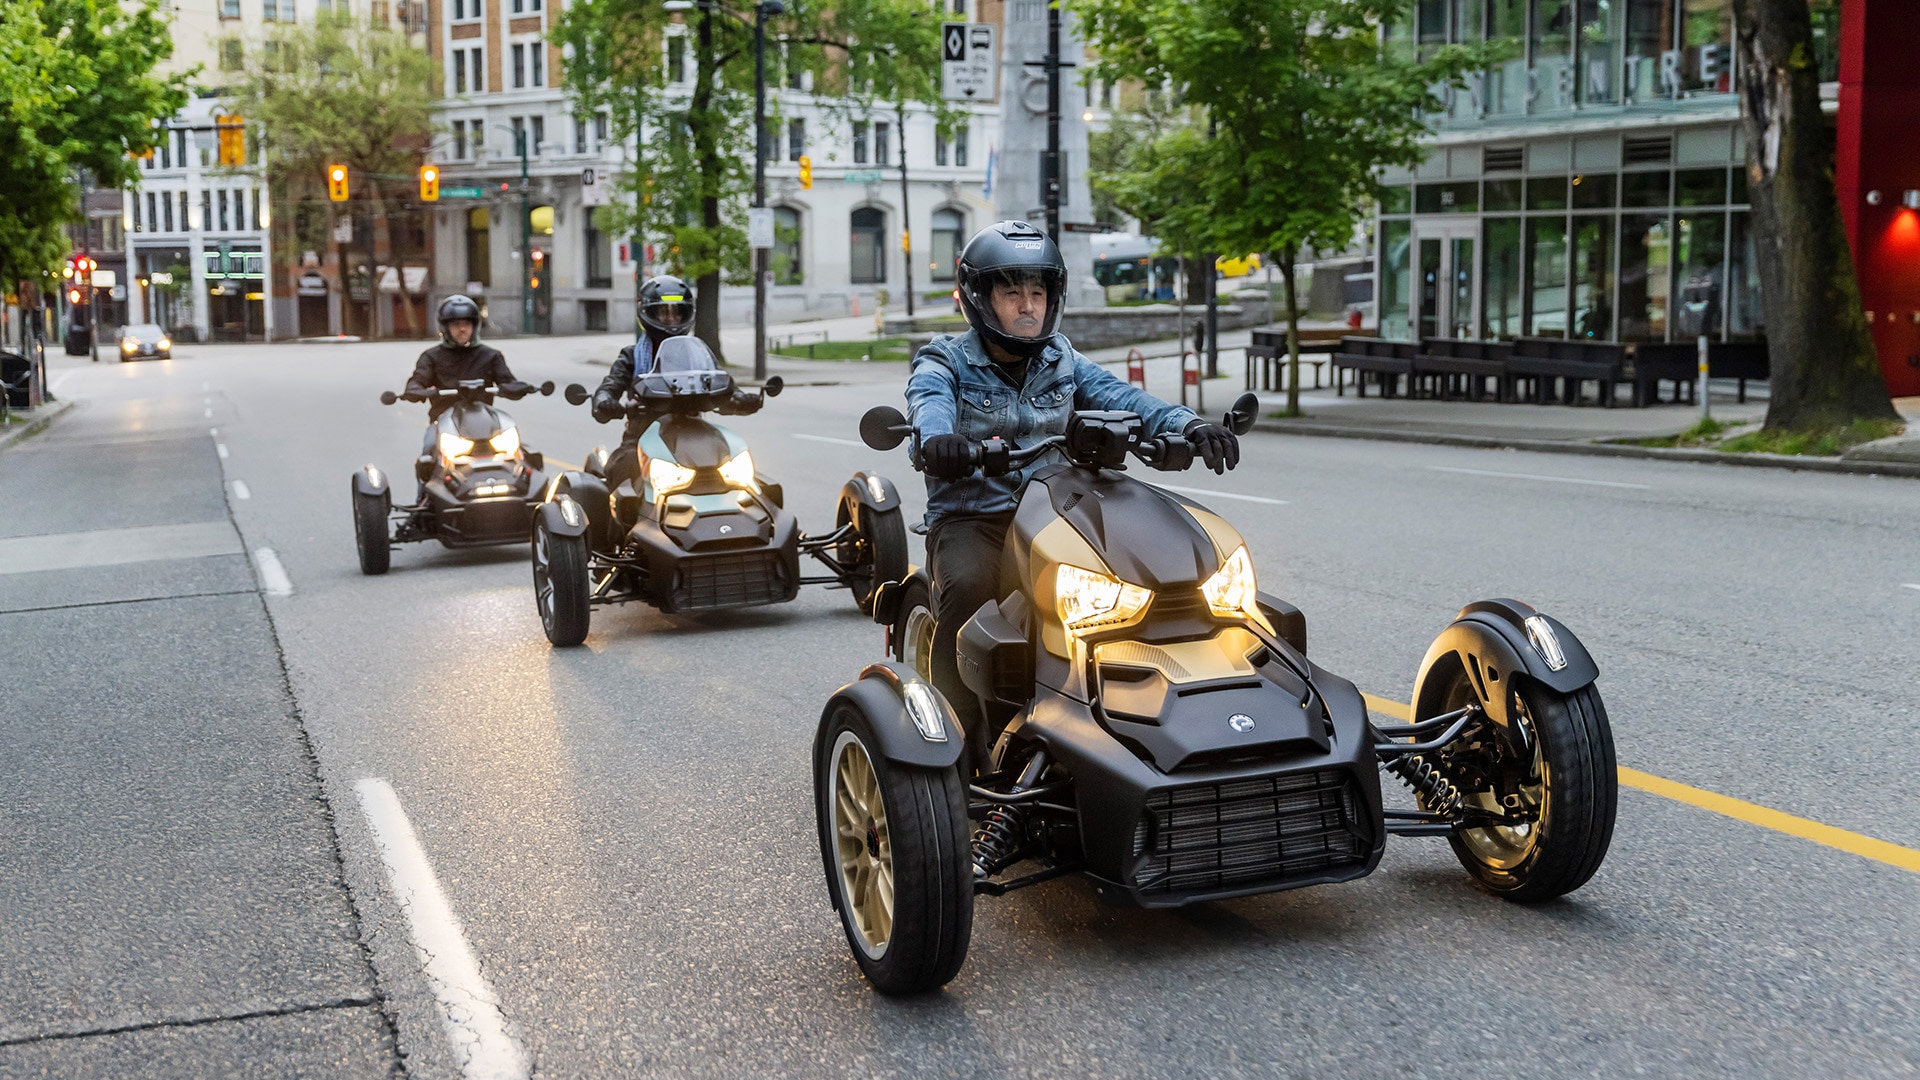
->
[1837,0,1920,398]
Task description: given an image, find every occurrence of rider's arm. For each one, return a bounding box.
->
[403,350,438,399]
[595,347,635,405]
[486,349,535,397]
[1069,353,1198,437]
[716,387,763,415]
[905,349,961,437]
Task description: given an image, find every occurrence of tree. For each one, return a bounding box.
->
[1079,0,1486,415]
[0,0,187,294]
[555,0,952,359]
[1731,0,1897,433]
[227,13,438,339]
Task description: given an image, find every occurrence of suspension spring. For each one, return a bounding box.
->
[972,804,1027,877]
[1386,753,1465,818]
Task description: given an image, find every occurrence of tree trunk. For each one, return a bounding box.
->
[1732,0,1896,429]
[1283,263,1301,417]
[692,6,723,361]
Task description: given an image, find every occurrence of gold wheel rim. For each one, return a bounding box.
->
[1458,692,1547,870]
[831,731,894,958]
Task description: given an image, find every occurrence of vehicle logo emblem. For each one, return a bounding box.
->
[718,524,732,534]
[1228,713,1255,732]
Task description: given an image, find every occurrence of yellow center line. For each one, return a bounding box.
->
[1363,692,1920,874]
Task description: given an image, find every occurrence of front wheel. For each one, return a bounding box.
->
[1427,669,1617,902]
[816,704,971,994]
[353,482,391,575]
[532,518,591,646]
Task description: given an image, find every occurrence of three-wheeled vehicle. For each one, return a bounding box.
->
[530,336,909,646]
[812,395,1618,993]
[351,378,557,575]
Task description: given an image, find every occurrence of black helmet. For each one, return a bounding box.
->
[956,221,1067,358]
[638,275,695,338]
[437,293,482,348]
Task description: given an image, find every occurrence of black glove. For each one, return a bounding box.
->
[401,390,428,403]
[498,380,535,399]
[921,433,975,480]
[1183,420,1240,475]
[590,392,624,424]
[729,388,764,415]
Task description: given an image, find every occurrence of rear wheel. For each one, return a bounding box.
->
[1427,667,1617,901]
[817,704,971,994]
[352,481,391,576]
[837,495,909,615]
[532,517,591,646]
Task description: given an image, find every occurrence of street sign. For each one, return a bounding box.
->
[747,207,775,250]
[1060,221,1106,233]
[332,219,353,243]
[580,167,609,207]
[91,269,117,288]
[843,170,884,184]
[941,22,996,101]
[440,185,485,199]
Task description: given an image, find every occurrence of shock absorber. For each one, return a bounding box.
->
[1385,753,1464,818]
[972,751,1048,878]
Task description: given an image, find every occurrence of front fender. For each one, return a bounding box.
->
[534,495,589,539]
[542,470,611,550]
[814,661,963,772]
[840,471,902,515]
[353,465,390,499]
[1411,598,1599,729]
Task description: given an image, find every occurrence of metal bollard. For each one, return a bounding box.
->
[1697,334,1710,422]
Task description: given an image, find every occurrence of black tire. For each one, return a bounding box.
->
[892,578,937,682]
[353,481,391,575]
[838,496,909,615]
[816,703,972,994]
[532,517,591,646]
[1430,667,1617,902]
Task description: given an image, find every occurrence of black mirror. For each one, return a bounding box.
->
[860,405,910,451]
[564,383,590,406]
[763,375,784,398]
[539,380,556,396]
[1225,391,1259,436]
[379,390,398,406]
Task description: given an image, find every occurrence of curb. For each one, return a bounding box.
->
[0,399,75,454]
[1249,417,1920,480]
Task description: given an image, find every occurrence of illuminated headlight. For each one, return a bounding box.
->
[1201,546,1258,620]
[902,680,948,742]
[489,427,520,457]
[157,337,171,350]
[648,457,697,496]
[717,450,757,490]
[1056,563,1152,633]
[121,338,137,351]
[438,431,476,459]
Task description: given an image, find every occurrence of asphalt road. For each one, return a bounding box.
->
[5,337,1917,1078]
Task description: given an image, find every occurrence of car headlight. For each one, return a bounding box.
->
[1056,563,1152,633]
[157,337,171,350]
[1201,545,1258,620]
[121,338,137,351]
[717,450,757,490]
[489,427,520,457]
[647,457,697,496]
[438,431,476,459]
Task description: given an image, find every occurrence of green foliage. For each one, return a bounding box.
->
[0,0,189,287]
[1717,417,1903,456]
[771,335,913,361]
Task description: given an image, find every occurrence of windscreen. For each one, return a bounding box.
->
[639,336,732,397]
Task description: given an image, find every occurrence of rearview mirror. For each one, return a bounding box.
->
[379,390,398,406]
[539,380,556,396]
[1224,391,1259,436]
[763,375,784,398]
[564,383,590,406]
[860,405,910,451]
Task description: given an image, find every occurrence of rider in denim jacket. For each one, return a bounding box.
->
[906,220,1240,755]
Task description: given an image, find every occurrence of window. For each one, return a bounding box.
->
[454,50,468,93]
[147,193,158,232]
[929,209,963,282]
[513,44,525,88]
[1482,217,1522,339]
[219,37,243,70]
[179,192,189,232]
[159,135,170,170]
[530,116,545,155]
[585,206,612,288]
[594,112,608,146]
[954,124,968,167]
[163,193,174,232]
[220,0,240,16]
[1525,216,1568,336]
[532,43,544,87]
[1571,214,1615,339]
[471,48,484,92]
[574,115,587,154]
[935,134,947,167]
[453,120,468,159]
[852,122,868,164]
[263,0,279,22]
[874,122,890,167]
[472,122,484,153]
[667,36,686,83]
[511,116,526,155]
[467,207,492,286]
[583,299,608,331]
[850,207,885,284]
[218,190,230,232]
[773,206,802,285]
[788,118,805,161]
[131,196,141,232]
[512,0,522,11]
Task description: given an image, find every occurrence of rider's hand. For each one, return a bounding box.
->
[590,392,624,424]
[922,433,974,480]
[401,390,428,403]
[499,380,534,399]
[1183,420,1240,475]
[730,388,764,415]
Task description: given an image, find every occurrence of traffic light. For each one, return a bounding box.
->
[798,155,812,190]
[419,164,440,202]
[216,115,246,166]
[327,164,350,202]
[68,288,83,305]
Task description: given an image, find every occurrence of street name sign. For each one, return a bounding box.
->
[941,23,996,102]
[843,170,884,184]
[441,185,486,199]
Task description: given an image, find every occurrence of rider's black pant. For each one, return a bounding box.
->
[926,511,1014,764]
[604,438,641,489]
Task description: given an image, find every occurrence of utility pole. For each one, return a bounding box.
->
[752,0,782,380]
[898,104,914,319]
[1043,0,1061,243]
[519,128,532,336]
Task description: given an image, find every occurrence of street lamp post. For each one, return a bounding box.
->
[492,122,534,335]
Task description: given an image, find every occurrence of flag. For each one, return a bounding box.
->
[982,145,996,199]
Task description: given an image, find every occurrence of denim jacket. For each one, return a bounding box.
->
[906,329,1198,529]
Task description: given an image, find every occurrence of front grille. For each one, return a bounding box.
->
[1130,769,1368,896]
[675,550,787,610]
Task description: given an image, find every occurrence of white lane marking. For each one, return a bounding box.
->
[356,778,530,1080]
[793,433,869,448]
[204,407,212,419]
[231,480,251,500]
[0,521,243,576]
[1903,583,1920,592]
[201,382,210,391]
[209,427,218,437]
[251,546,292,596]
[1425,465,1651,490]
[216,443,229,460]
[1155,483,1289,506]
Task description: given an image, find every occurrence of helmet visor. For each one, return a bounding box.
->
[966,267,1064,344]
[641,298,694,334]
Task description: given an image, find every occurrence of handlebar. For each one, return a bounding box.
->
[560,374,783,418]
[380,380,554,406]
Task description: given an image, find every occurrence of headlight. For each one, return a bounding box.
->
[1056,563,1152,633]
[1201,546,1258,620]
[489,427,520,457]
[438,431,476,459]
[648,456,697,496]
[121,338,137,350]
[717,450,757,490]
[157,337,171,350]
